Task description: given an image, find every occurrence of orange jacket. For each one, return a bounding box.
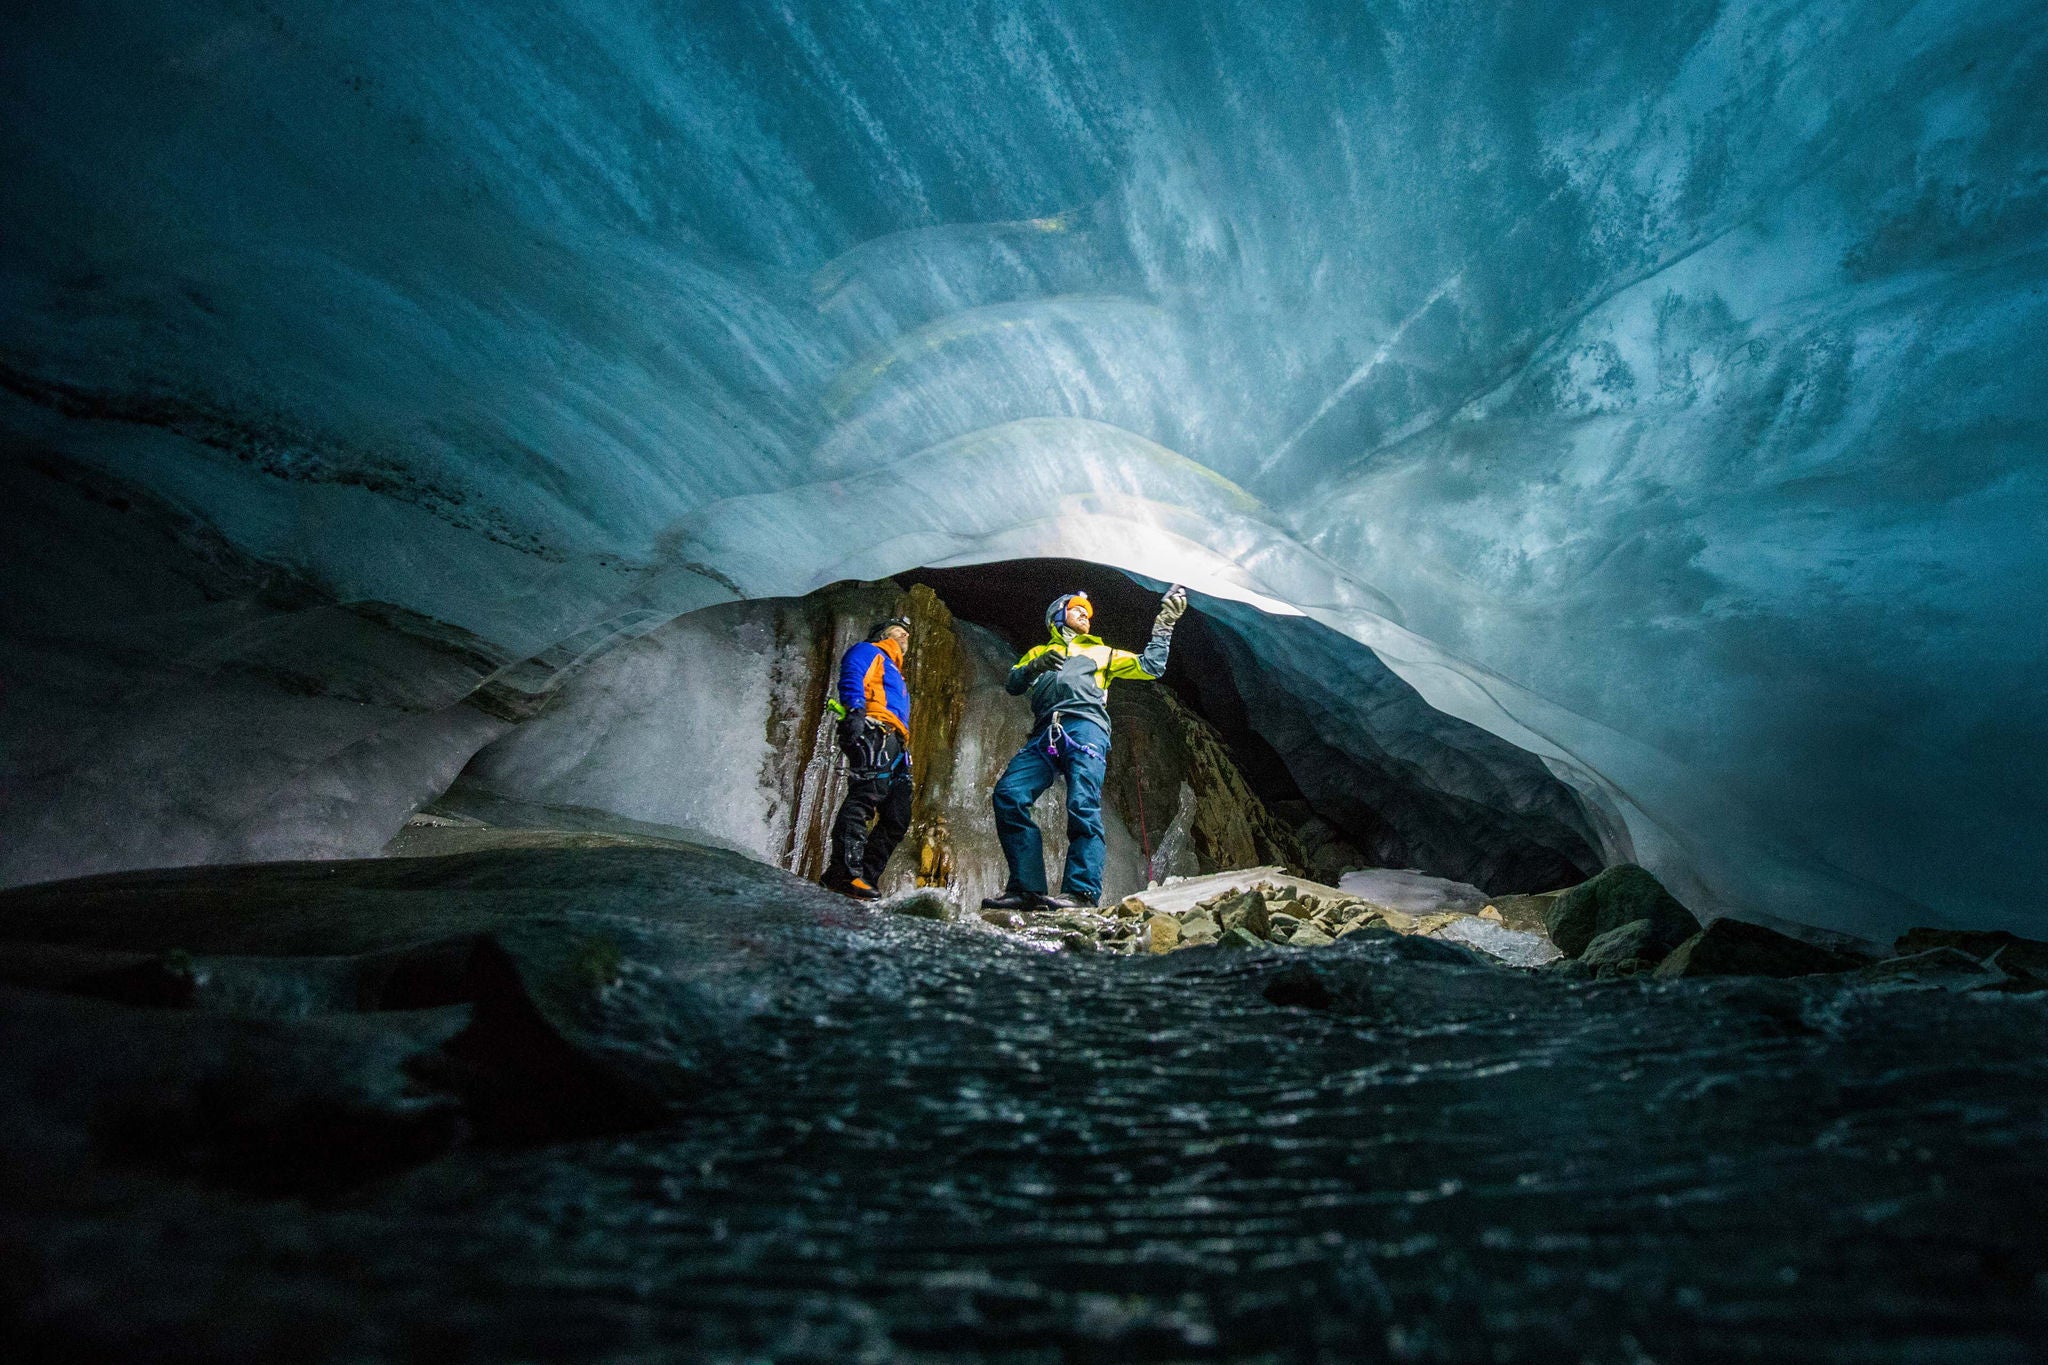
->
[836,636,910,741]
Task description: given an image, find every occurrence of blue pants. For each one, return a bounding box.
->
[992,717,1108,904]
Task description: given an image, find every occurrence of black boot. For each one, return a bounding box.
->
[822,867,878,900]
[1039,893,1096,910]
[980,888,1043,911]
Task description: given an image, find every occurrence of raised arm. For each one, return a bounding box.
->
[1108,586,1187,682]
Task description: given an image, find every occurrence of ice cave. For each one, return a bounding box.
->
[2,2,2045,1360]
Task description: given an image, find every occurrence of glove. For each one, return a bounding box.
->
[1025,650,1066,678]
[1152,586,1188,631]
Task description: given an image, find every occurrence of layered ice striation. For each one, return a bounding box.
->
[0,456,512,889]
[2,1,2044,933]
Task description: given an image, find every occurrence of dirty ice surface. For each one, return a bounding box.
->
[1429,914,1562,968]
[1337,867,1492,914]
[1,840,2043,1362]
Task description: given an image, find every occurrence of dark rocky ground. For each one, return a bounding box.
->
[2,841,2045,1363]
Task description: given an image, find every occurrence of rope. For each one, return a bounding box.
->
[1133,750,1152,863]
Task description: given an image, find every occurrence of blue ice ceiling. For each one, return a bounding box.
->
[2,0,2044,931]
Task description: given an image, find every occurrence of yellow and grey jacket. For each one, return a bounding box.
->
[1005,596,1171,736]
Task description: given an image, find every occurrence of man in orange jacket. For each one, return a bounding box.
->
[821,616,914,899]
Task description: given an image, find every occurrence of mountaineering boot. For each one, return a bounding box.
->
[1038,893,1096,911]
[822,868,878,900]
[981,888,1042,911]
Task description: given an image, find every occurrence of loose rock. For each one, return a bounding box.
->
[886,890,953,922]
[1654,918,1859,979]
[978,872,1557,966]
[1146,915,1181,955]
[1486,891,1562,935]
[1860,946,1997,982]
[1545,865,1700,960]
[1579,918,1666,972]
[1894,928,2048,977]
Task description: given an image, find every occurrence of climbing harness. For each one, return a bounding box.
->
[1043,713,1103,765]
[830,700,906,782]
[845,725,906,781]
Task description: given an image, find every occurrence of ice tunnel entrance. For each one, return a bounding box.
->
[422,558,1612,911]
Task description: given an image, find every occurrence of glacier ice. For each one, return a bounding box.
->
[2,0,2044,935]
[0,456,512,889]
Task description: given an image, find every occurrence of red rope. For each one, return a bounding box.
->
[1133,753,1152,863]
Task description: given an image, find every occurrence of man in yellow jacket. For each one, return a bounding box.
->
[982,586,1188,911]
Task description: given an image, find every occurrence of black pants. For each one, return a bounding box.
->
[827,721,912,887]
[827,766,912,886]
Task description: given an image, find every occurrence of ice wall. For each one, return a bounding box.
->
[0,456,510,889]
[2,1,2043,932]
